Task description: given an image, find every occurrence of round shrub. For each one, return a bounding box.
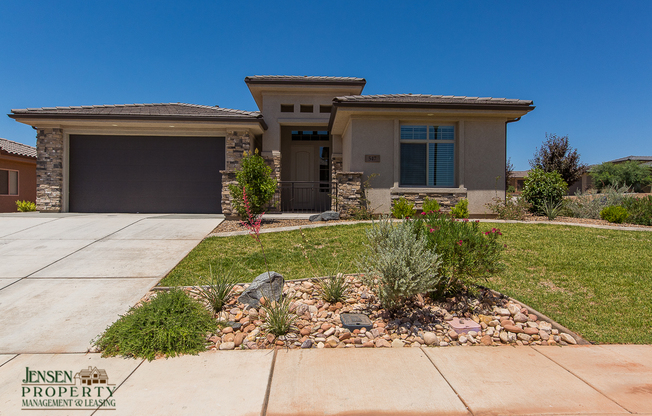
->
[421,197,440,213]
[94,289,216,360]
[521,168,568,215]
[392,197,416,219]
[600,205,629,224]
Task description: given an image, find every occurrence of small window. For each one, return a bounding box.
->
[319,105,332,113]
[0,169,18,196]
[281,104,294,113]
[300,104,314,113]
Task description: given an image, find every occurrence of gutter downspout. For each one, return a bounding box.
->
[505,117,521,200]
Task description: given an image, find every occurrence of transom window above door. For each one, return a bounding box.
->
[400,125,455,187]
[291,131,329,141]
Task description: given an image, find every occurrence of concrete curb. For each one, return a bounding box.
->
[205,219,376,238]
[206,218,652,239]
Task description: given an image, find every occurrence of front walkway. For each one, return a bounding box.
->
[0,213,222,354]
[1,345,650,415]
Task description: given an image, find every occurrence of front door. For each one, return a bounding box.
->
[290,145,314,210]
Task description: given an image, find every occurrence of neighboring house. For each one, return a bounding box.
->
[508,170,529,192]
[0,138,36,212]
[511,156,652,196]
[509,169,591,195]
[8,76,534,216]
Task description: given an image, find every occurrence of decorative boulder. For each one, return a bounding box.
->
[309,211,340,222]
[238,271,284,308]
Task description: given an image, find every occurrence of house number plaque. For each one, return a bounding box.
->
[365,154,380,163]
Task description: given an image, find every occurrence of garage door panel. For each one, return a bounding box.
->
[69,135,225,213]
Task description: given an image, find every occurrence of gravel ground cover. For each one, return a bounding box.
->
[139,275,581,352]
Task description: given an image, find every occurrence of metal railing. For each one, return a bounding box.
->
[267,181,337,213]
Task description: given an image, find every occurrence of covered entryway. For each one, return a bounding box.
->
[69,135,225,213]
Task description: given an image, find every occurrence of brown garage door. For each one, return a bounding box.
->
[69,135,225,213]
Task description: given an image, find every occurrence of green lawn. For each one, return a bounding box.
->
[160,222,652,344]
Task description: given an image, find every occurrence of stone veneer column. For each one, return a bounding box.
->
[220,130,252,217]
[36,128,64,212]
[335,171,363,219]
[330,154,343,211]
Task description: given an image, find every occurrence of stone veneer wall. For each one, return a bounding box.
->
[35,128,64,212]
[335,172,363,219]
[220,130,253,217]
[390,191,467,212]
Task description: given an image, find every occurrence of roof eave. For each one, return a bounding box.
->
[245,78,367,87]
[8,113,268,131]
[328,102,535,133]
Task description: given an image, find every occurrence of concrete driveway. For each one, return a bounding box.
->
[0,213,222,354]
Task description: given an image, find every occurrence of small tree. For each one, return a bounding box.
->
[505,157,514,190]
[521,168,568,214]
[590,161,652,192]
[529,133,588,185]
[229,150,277,221]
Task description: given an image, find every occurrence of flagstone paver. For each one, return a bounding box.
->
[266,348,470,416]
[424,347,630,415]
[108,351,272,416]
[535,345,652,414]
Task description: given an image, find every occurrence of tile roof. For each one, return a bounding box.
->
[245,75,365,84]
[608,155,652,163]
[0,137,37,158]
[334,94,533,106]
[10,103,262,119]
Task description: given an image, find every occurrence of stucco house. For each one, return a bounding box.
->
[0,138,36,212]
[8,76,534,217]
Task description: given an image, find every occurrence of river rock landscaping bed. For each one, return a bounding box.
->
[148,275,580,352]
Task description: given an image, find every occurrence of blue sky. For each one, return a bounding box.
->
[1,1,650,170]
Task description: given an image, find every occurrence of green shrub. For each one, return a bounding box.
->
[450,198,469,219]
[262,297,297,336]
[315,273,348,304]
[193,265,238,315]
[485,196,531,220]
[358,217,441,311]
[591,161,652,192]
[414,211,505,295]
[507,185,517,194]
[565,185,629,219]
[620,196,652,226]
[228,150,277,221]
[350,206,375,220]
[94,289,216,360]
[391,197,416,219]
[600,206,629,224]
[421,197,440,213]
[15,200,36,212]
[541,200,564,220]
[521,168,568,214]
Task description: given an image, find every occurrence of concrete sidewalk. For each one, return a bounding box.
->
[1,345,650,415]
